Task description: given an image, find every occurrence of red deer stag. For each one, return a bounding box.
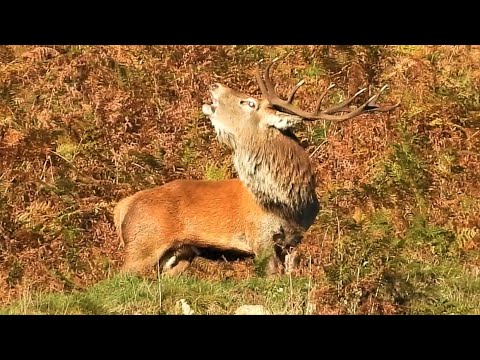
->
[114,57,400,276]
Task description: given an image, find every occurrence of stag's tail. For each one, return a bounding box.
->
[113,196,135,248]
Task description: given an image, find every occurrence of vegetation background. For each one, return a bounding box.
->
[0,45,479,314]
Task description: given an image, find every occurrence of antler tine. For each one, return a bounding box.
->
[263,57,280,97]
[314,83,336,113]
[287,80,305,104]
[255,57,282,100]
[352,85,401,113]
[255,58,400,122]
[363,85,390,109]
[255,64,268,99]
[321,87,367,114]
[314,85,400,122]
[371,101,402,112]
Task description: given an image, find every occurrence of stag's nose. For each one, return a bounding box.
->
[288,235,303,247]
[293,236,302,245]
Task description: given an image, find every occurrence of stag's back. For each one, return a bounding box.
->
[113,179,281,252]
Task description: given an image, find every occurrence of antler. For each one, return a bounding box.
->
[255,57,400,122]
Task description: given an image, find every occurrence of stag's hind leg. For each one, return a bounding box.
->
[122,239,173,276]
[162,246,200,277]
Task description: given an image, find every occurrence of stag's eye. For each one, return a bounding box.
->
[240,100,256,109]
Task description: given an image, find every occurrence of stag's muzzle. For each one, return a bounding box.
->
[202,83,221,117]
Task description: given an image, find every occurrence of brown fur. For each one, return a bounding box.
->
[203,84,320,231]
[114,179,303,276]
[114,82,317,277]
[234,120,319,230]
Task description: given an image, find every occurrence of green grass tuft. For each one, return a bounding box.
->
[0,274,313,315]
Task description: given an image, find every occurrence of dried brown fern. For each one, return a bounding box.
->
[0,46,15,64]
[21,47,60,62]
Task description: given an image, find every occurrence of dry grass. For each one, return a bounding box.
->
[1,45,479,314]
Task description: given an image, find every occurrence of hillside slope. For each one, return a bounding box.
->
[0,45,479,314]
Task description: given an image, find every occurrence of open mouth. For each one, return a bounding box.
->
[202,91,219,117]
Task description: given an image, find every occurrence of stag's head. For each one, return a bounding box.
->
[202,57,400,230]
[202,83,303,148]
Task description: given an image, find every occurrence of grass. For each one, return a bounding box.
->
[204,161,229,180]
[1,45,479,314]
[320,206,480,314]
[0,273,313,315]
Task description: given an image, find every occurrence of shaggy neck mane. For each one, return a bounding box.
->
[233,128,319,230]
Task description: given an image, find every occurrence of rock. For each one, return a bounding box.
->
[284,250,301,275]
[176,299,194,315]
[234,305,271,315]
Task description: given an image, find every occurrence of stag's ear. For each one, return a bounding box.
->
[263,110,303,130]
